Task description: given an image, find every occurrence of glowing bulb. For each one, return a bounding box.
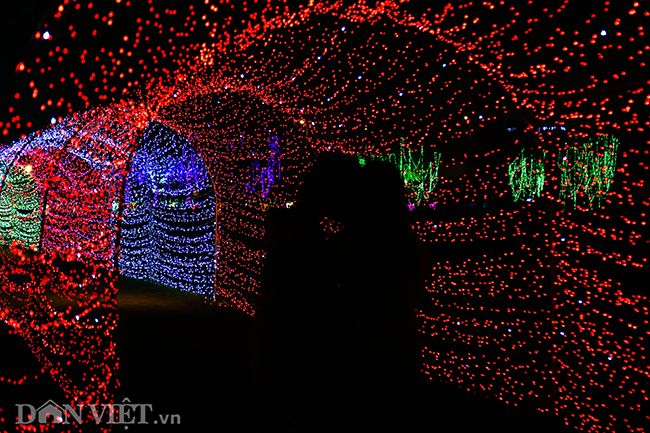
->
[601,30,607,36]
[43,31,51,40]
[24,165,33,173]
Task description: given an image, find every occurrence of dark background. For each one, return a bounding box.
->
[0,0,59,114]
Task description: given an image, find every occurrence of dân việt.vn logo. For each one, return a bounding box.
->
[16,398,180,426]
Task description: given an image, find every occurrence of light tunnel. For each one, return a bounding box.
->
[1,1,649,431]
[0,108,129,263]
[0,109,283,296]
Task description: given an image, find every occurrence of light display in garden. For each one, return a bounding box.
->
[0,0,649,432]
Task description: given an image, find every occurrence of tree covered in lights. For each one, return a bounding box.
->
[508,148,545,202]
[558,134,618,209]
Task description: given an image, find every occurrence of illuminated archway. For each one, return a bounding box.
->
[118,121,218,295]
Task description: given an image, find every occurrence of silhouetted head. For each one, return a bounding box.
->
[296,151,362,225]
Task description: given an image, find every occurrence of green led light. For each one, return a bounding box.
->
[0,161,43,250]
[558,134,618,209]
[358,156,367,168]
[508,148,545,202]
[359,138,441,206]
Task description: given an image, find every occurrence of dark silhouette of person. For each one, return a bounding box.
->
[327,159,425,431]
[250,152,426,432]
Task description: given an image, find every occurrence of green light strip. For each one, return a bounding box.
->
[558,134,618,209]
[359,138,441,206]
[508,148,545,202]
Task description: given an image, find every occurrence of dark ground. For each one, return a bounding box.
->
[1,277,575,433]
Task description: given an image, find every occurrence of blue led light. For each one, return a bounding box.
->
[244,134,281,200]
[120,121,217,295]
